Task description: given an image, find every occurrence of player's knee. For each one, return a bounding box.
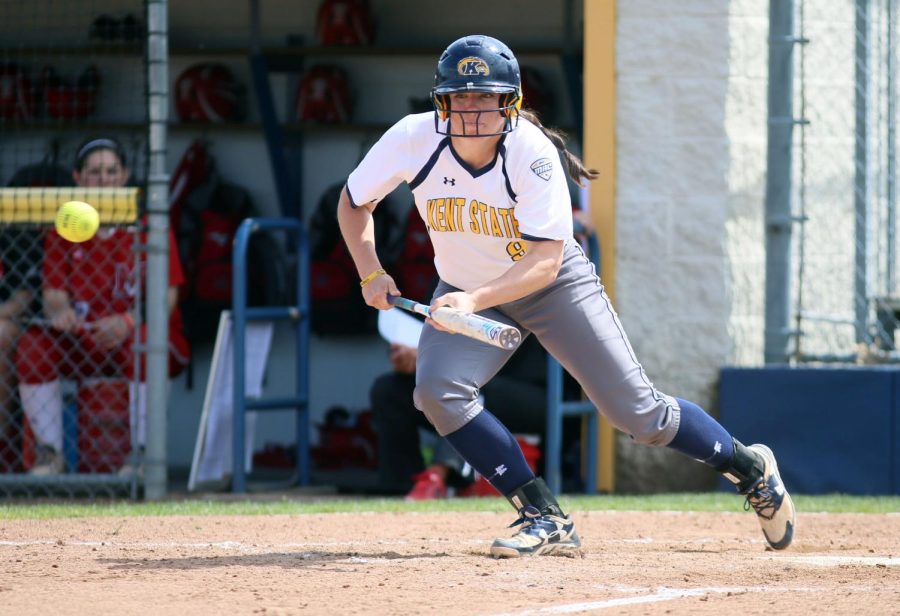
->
[412,377,444,416]
[621,399,679,447]
[413,375,477,431]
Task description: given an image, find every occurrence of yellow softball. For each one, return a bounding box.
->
[55,200,100,243]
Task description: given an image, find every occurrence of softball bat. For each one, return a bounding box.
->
[388,296,522,350]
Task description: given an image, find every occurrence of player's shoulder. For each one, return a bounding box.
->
[504,118,561,178]
[504,118,557,161]
[379,112,444,157]
[388,112,440,140]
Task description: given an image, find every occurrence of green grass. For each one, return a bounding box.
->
[0,492,897,520]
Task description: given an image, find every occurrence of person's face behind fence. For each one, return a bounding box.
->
[73,149,130,188]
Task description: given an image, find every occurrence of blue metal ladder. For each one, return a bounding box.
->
[231,217,310,493]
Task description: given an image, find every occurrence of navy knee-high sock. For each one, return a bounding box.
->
[667,398,734,468]
[443,409,534,495]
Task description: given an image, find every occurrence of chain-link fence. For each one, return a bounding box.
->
[0,1,152,497]
[770,0,900,363]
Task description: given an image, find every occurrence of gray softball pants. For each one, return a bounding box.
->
[413,239,681,446]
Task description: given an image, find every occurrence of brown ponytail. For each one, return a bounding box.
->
[519,109,599,186]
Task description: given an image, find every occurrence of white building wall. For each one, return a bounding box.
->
[614,0,857,490]
[615,1,734,490]
[725,0,770,368]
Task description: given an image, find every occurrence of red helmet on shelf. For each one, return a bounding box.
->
[316,0,375,46]
[295,65,352,124]
[42,66,101,120]
[0,64,35,120]
[174,63,241,123]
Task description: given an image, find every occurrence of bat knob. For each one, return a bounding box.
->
[498,327,522,350]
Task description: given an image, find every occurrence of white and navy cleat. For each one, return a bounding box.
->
[490,505,581,558]
[742,444,795,550]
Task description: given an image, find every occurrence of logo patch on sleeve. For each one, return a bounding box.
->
[530,158,553,181]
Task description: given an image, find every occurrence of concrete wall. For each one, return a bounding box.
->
[612,0,769,491]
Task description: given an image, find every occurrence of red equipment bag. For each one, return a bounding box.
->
[169,140,212,231]
[310,407,378,470]
[389,206,435,304]
[315,0,375,46]
[295,65,352,123]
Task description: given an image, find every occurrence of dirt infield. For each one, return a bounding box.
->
[1,509,899,615]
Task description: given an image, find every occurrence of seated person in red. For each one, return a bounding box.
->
[16,138,190,475]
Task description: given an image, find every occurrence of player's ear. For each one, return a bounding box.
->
[72,170,82,185]
[121,167,131,185]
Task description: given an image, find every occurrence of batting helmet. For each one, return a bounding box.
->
[315,0,375,46]
[175,63,241,123]
[295,65,352,124]
[431,34,522,136]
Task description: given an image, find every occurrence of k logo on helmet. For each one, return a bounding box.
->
[457,57,490,76]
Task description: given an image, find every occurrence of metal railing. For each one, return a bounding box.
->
[230,217,310,493]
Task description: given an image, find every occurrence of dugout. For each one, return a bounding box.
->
[1,0,614,497]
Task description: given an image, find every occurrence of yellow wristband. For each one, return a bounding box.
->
[359,268,386,288]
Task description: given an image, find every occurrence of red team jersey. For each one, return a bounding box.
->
[43,226,186,339]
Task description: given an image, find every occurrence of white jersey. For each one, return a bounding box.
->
[346,112,573,291]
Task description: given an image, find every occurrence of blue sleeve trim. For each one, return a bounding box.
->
[520,233,554,242]
[346,184,361,209]
[409,138,450,190]
[498,143,517,203]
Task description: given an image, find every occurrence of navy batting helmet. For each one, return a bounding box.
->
[431,35,522,136]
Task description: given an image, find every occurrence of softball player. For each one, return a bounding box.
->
[338,35,795,558]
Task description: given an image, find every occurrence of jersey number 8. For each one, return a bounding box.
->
[506,241,527,262]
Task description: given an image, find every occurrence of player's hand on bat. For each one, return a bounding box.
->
[361,271,400,310]
[389,344,417,374]
[90,314,132,350]
[428,291,477,333]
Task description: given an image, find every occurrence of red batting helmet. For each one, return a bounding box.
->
[295,65,352,123]
[175,63,241,123]
[316,0,375,46]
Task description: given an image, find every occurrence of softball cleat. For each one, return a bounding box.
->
[490,505,581,558]
[742,444,795,550]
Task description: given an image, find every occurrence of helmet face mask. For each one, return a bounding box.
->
[431,35,522,137]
